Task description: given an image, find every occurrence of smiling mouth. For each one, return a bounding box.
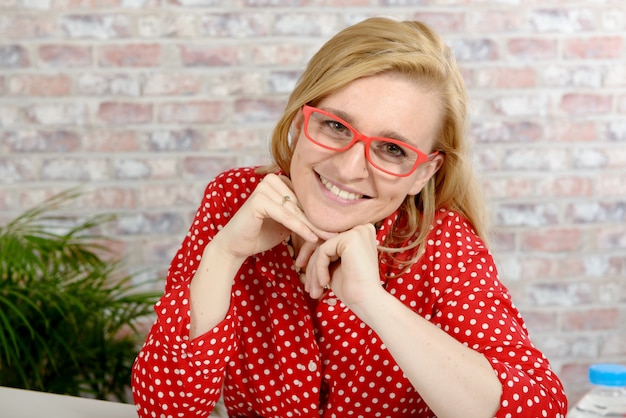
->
[319,175,370,200]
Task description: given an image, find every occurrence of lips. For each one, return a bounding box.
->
[319,175,368,200]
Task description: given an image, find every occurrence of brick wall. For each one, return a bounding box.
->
[1,0,625,407]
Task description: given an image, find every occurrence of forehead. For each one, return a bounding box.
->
[313,74,443,146]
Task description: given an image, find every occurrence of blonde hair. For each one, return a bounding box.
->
[263,17,487,259]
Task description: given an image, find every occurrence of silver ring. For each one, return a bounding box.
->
[323,284,331,290]
[282,195,291,206]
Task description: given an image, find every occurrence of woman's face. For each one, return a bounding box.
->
[289,72,444,233]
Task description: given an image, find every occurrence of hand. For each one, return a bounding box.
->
[211,173,334,261]
[304,224,384,305]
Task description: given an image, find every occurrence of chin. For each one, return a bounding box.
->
[304,210,361,234]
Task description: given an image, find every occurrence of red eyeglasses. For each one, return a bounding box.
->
[301,105,438,177]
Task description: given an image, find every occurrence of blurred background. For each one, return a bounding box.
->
[1,0,624,407]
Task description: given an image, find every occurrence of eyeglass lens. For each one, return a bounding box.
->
[305,109,421,176]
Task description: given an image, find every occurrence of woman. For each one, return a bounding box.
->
[132,17,567,417]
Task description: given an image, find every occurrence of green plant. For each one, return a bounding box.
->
[0,189,161,402]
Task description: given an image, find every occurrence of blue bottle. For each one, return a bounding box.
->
[568,363,626,417]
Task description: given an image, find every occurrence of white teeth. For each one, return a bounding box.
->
[320,176,363,200]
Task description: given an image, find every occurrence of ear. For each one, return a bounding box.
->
[289,110,305,146]
[407,153,444,196]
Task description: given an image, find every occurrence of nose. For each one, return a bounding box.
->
[332,141,370,179]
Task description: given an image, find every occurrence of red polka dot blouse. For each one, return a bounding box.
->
[132,167,568,417]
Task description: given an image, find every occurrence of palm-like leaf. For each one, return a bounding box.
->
[0,188,161,402]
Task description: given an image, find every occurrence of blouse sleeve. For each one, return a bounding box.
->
[419,212,568,417]
[131,169,254,418]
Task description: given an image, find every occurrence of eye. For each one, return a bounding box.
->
[381,142,407,157]
[325,120,350,135]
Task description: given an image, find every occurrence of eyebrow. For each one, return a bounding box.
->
[319,106,417,146]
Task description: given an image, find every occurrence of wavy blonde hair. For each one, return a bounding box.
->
[262,17,487,258]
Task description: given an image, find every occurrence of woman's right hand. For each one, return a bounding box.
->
[210,173,332,261]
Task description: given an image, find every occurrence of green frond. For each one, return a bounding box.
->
[0,187,160,403]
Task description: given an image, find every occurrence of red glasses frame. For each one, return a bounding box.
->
[301,105,438,177]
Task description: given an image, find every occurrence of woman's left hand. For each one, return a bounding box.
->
[303,223,384,305]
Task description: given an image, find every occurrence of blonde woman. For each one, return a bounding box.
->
[132,17,567,418]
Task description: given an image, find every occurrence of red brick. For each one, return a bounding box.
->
[0,15,56,39]
[7,74,72,96]
[413,12,465,33]
[97,102,152,124]
[82,130,140,152]
[560,93,612,115]
[143,73,203,96]
[3,130,81,152]
[179,45,242,66]
[157,101,226,124]
[482,178,534,199]
[507,38,557,60]
[183,156,237,179]
[203,128,266,151]
[547,120,597,142]
[250,44,308,66]
[39,45,92,67]
[521,228,583,252]
[476,67,536,88]
[537,177,593,197]
[84,187,137,209]
[467,10,523,33]
[564,37,624,59]
[490,230,516,252]
[98,44,161,67]
[41,157,109,181]
[562,308,620,331]
[233,98,286,123]
[137,183,199,207]
[204,71,265,97]
[519,256,560,281]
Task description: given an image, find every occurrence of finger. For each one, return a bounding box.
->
[305,241,338,299]
[294,240,317,270]
[265,175,337,242]
[252,176,319,242]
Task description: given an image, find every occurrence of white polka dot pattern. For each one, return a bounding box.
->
[131,167,568,418]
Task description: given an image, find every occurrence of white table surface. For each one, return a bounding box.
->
[0,386,137,418]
